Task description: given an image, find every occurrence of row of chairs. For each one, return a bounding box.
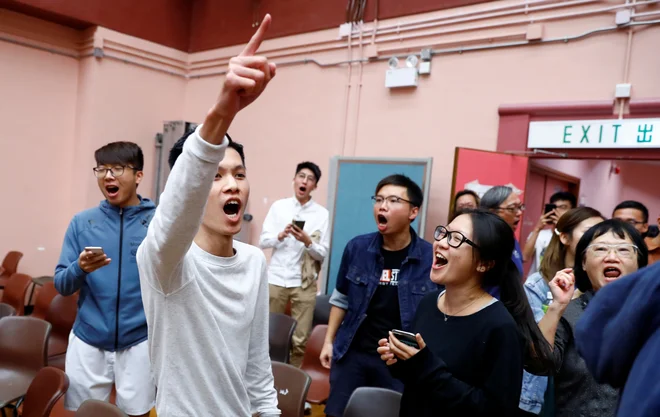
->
[0,274,77,370]
[3,364,127,417]
[271,360,401,417]
[0,316,127,417]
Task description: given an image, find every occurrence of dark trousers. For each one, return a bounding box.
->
[325,347,404,417]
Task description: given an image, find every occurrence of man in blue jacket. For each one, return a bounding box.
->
[54,141,156,417]
[319,174,437,417]
[575,261,660,417]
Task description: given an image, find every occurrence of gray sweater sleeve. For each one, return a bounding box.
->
[246,259,281,416]
[137,125,227,294]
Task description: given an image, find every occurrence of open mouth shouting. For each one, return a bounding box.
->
[105,184,120,199]
[434,251,448,270]
[377,214,388,232]
[603,266,622,282]
[223,198,242,222]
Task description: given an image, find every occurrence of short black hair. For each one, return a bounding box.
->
[454,189,480,205]
[95,142,144,171]
[613,200,649,223]
[574,219,648,292]
[375,174,424,207]
[296,162,322,183]
[168,130,245,169]
[550,191,577,208]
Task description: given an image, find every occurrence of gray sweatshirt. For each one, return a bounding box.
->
[137,126,280,417]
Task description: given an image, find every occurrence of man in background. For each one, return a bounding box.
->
[320,174,435,417]
[450,189,480,221]
[260,161,329,367]
[613,200,649,237]
[523,191,576,276]
[645,215,660,265]
[55,142,155,417]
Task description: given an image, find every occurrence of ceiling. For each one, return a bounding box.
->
[0,0,491,52]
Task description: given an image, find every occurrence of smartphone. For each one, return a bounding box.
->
[85,247,104,256]
[292,219,306,230]
[544,203,557,215]
[391,329,420,349]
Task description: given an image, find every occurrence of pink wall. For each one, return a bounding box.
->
[535,159,660,220]
[0,38,79,277]
[2,2,660,275]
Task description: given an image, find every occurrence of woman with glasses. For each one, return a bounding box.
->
[541,219,648,417]
[519,207,604,417]
[480,185,525,276]
[376,209,553,417]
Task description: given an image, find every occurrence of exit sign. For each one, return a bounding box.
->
[527,118,659,149]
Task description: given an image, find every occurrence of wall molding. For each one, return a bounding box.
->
[2,1,660,78]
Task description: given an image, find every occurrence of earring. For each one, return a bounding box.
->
[477,266,486,272]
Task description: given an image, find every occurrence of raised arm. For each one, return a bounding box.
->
[137,14,277,294]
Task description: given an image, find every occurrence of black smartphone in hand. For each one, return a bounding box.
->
[292,219,305,230]
[391,329,420,349]
[544,203,557,215]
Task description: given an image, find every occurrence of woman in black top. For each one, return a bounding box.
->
[377,209,553,417]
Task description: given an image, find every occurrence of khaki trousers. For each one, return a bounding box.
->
[269,283,317,368]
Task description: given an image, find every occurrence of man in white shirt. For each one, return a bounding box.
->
[136,15,280,417]
[523,191,576,276]
[260,162,329,367]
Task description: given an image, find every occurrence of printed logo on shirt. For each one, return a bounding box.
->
[380,269,399,286]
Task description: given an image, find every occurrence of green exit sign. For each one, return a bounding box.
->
[527,119,659,149]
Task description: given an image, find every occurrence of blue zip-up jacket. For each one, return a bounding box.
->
[329,227,438,361]
[575,262,660,417]
[54,197,155,352]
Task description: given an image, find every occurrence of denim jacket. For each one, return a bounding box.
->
[329,228,436,361]
[520,272,552,414]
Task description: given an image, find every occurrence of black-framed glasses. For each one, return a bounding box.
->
[371,195,414,206]
[93,166,135,179]
[434,225,479,249]
[620,219,646,226]
[498,204,525,214]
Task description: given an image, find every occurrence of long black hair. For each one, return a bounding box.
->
[574,219,648,292]
[465,209,554,374]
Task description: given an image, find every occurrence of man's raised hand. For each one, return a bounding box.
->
[201,14,277,144]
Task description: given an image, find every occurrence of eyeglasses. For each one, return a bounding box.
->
[296,172,317,183]
[620,219,646,226]
[498,204,525,214]
[371,195,414,206]
[585,243,639,259]
[93,166,135,179]
[434,225,479,249]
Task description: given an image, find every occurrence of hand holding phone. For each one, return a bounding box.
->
[79,247,111,273]
[85,247,104,256]
[292,219,305,230]
[391,329,420,349]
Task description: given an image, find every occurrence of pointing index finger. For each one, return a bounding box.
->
[240,13,271,57]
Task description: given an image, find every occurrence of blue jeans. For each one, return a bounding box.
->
[325,348,404,417]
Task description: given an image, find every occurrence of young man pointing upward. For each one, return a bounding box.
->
[137,15,280,417]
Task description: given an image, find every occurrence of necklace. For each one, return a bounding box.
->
[441,292,487,321]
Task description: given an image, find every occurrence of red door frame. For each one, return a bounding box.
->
[496,98,660,159]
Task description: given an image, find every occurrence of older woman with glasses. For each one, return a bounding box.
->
[539,219,648,417]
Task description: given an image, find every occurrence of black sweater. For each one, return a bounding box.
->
[390,291,524,417]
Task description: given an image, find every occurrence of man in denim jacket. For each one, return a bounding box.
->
[319,174,436,417]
